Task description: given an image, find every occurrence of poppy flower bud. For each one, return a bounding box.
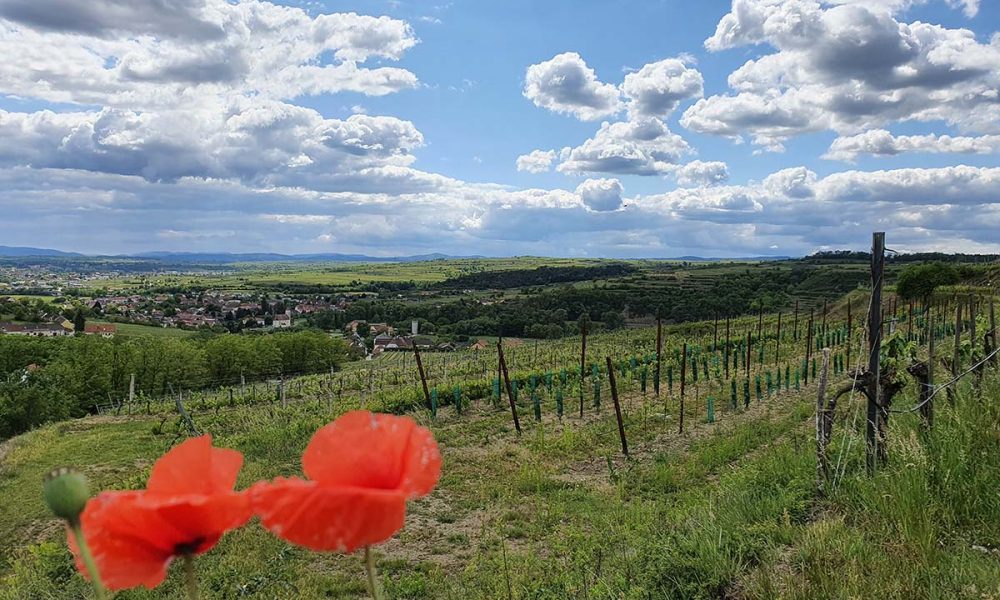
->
[44,467,90,524]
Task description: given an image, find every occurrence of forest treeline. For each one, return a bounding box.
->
[0,330,348,439]
[807,250,1000,263]
[337,266,858,338]
[434,263,637,290]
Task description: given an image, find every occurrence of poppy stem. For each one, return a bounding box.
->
[183,555,200,600]
[364,546,385,600]
[69,522,108,600]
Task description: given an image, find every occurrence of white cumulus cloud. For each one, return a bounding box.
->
[576,178,625,211]
[685,0,1000,150]
[675,161,730,187]
[523,52,623,121]
[825,129,1000,161]
[516,149,557,173]
[557,117,691,176]
[621,58,704,117]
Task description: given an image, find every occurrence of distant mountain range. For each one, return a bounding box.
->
[0,246,476,263]
[0,246,798,263]
[133,251,474,263]
[0,246,84,257]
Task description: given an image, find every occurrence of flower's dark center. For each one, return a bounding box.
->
[173,537,205,556]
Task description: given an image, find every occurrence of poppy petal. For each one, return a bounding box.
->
[70,492,173,591]
[302,411,440,498]
[146,435,243,497]
[153,492,252,554]
[395,422,441,499]
[251,477,406,553]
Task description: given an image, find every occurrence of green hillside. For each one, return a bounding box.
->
[1,295,998,599]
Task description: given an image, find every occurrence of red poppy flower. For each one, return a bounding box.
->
[69,435,251,590]
[251,410,441,552]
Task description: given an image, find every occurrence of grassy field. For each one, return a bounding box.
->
[96,322,199,339]
[87,257,611,292]
[1,303,997,598]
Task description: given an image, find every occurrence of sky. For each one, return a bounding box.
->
[0,0,999,257]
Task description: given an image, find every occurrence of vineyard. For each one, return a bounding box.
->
[1,258,999,597]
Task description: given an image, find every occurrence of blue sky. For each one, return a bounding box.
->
[0,0,998,256]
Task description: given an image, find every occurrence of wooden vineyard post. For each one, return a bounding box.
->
[802,320,810,386]
[580,317,588,418]
[846,298,853,371]
[724,316,731,380]
[655,316,662,397]
[413,342,432,410]
[908,301,914,342]
[950,302,961,404]
[497,341,522,435]
[807,308,814,380]
[497,333,503,397]
[679,342,687,434]
[757,306,764,341]
[815,348,831,494]
[775,312,782,366]
[128,373,135,416]
[822,299,828,339]
[606,357,629,457]
[991,298,998,366]
[745,331,752,380]
[713,313,719,351]
[175,390,198,435]
[793,299,800,342]
[867,232,885,473]
[922,311,935,429]
[969,295,977,357]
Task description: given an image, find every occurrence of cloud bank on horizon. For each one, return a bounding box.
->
[0,0,997,257]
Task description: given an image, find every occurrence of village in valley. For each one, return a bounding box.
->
[0,259,487,356]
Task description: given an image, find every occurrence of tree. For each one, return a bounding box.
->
[73,310,86,334]
[601,310,625,330]
[896,262,959,302]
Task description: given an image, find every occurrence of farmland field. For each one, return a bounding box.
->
[92,321,199,339]
[84,257,613,293]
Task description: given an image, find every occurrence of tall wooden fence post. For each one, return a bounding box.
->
[775,312,782,366]
[991,297,998,367]
[724,316,731,380]
[175,390,199,435]
[679,342,687,434]
[413,342,431,409]
[950,302,961,405]
[606,357,629,457]
[793,299,800,341]
[804,319,813,386]
[498,341,522,435]
[745,331,752,380]
[846,299,853,372]
[713,314,719,351]
[923,311,935,429]
[128,373,135,416]
[866,232,885,474]
[816,348,831,494]
[655,316,662,397]
[579,320,588,418]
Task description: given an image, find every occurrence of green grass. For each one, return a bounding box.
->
[92,321,198,339]
[85,257,610,291]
